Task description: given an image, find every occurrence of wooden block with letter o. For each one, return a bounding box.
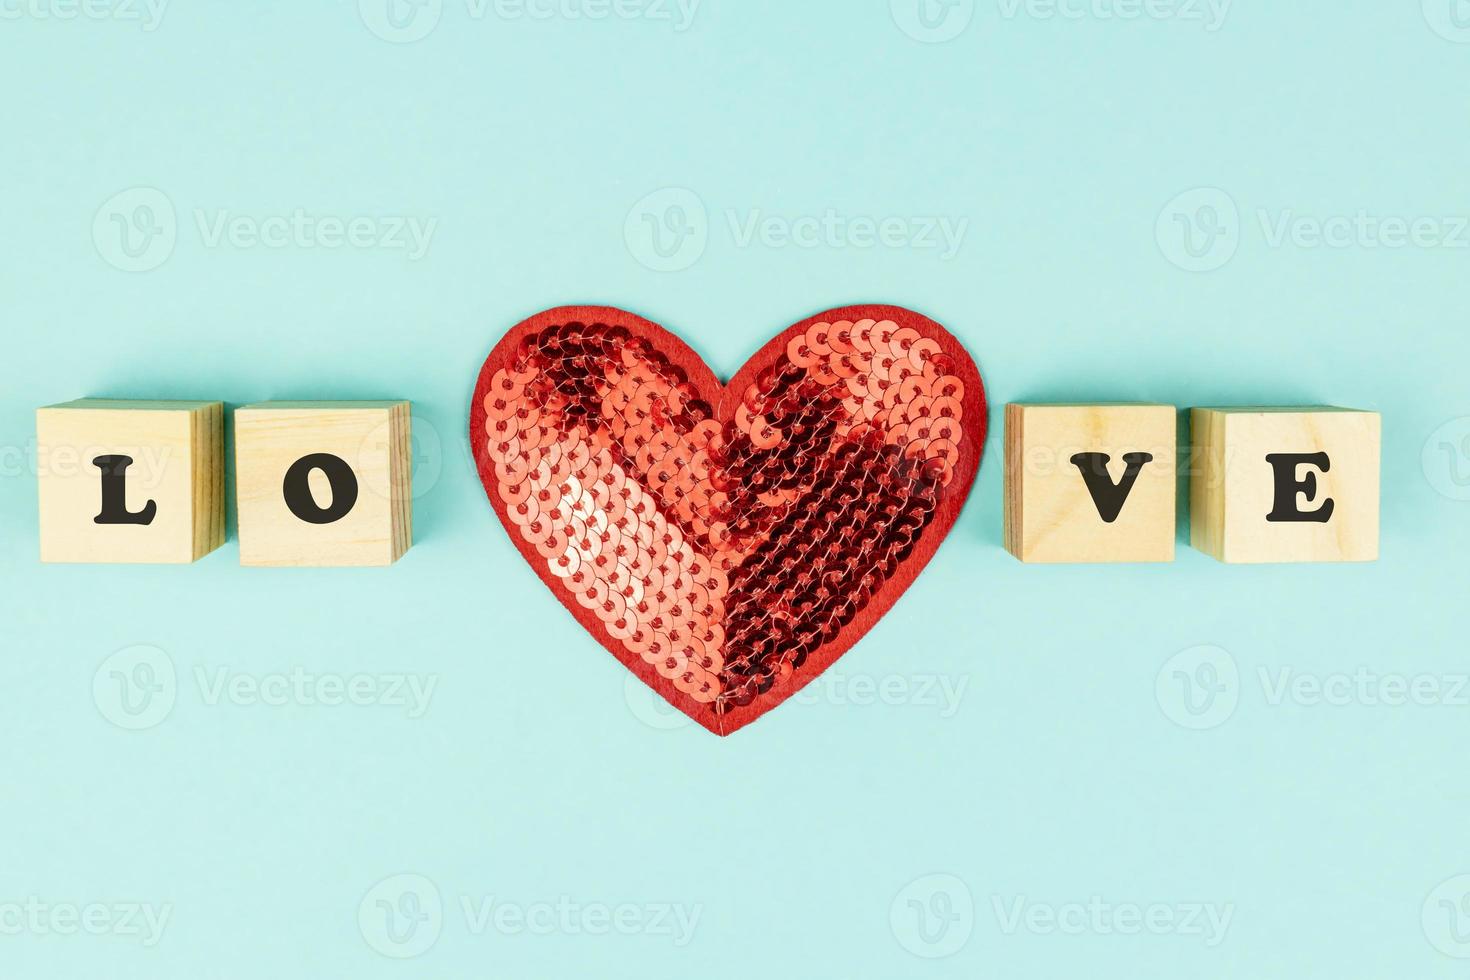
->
[1190,407,1380,563]
[1004,403,1177,563]
[235,401,412,567]
[36,399,224,564]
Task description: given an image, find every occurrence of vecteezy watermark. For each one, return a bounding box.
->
[93,645,178,731]
[890,0,975,43]
[624,187,969,272]
[0,0,167,30]
[623,674,694,731]
[92,187,177,273]
[1257,210,1470,251]
[991,896,1234,947]
[623,188,708,272]
[996,0,1231,30]
[358,874,702,958]
[1157,646,1470,731]
[792,672,969,717]
[726,210,968,260]
[1155,645,1239,730]
[359,875,444,959]
[1423,874,1470,958]
[1158,187,1470,272]
[93,187,438,272]
[890,874,974,958]
[1155,188,1240,273]
[22,438,175,489]
[892,0,1229,42]
[358,0,700,43]
[1423,417,1470,501]
[93,645,438,731]
[1258,667,1470,709]
[460,895,701,945]
[0,898,173,947]
[625,671,970,730]
[360,414,446,501]
[1422,0,1470,43]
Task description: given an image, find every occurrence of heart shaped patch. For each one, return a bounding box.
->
[470,305,986,735]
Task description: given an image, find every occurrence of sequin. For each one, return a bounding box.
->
[478,314,975,730]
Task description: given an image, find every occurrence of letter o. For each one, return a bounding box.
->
[282,453,359,524]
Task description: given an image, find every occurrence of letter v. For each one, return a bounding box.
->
[1069,452,1154,523]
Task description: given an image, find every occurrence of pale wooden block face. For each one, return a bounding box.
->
[1191,408,1380,563]
[235,402,411,567]
[1005,404,1177,563]
[36,400,224,564]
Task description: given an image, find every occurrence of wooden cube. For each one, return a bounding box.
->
[1190,407,1380,563]
[235,401,412,567]
[37,399,224,564]
[1004,403,1177,563]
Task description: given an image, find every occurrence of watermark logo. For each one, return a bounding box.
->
[726,209,968,259]
[1160,651,1470,729]
[359,0,699,42]
[992,895,1233,946]
[93,187,437,271]
[0,0,168,30]
[625,188,969,271]
[1423,417,1470,501]
[93,645,177,731]
[794,672,969,717]
[93,187,177,273]
[192,209,437,259]
[358,874,701,956]
[359,874,443,959]
[1156,187,1239,272]
[1156,645,1239,730]
[1259,667,1470,709]
[0,898,172,947]
[1423,875,1470,958]
[459,895,701,944]
[891,0,974,43]
[624,187,708,272]
[1423,0,1470,43]
[360,415,445,501]
[359,0,442,42]
[890,874,974,959]
[626,671,970,730]
[1160,187,1470,270]
[1258,210,1469,251]
[997,0,1231,30]
[624,674,694,731]
[193,666,437,717]
[93,645,437,730]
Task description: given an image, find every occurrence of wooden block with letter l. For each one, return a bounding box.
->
[1004,403,1177,563]
[235,401,412,567]
[36,399,224,564]
[1190,407,1380,563]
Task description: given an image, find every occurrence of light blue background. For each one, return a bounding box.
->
[3,1,1469,977]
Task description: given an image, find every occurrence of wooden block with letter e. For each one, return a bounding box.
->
[1004,403,1177,563]
[235,401,412,567]
[1190,407,1380,563]
[36,399,224,564]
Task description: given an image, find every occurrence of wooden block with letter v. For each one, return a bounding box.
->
[36,399,225,564]
[1004,403,1177,563]
[1190,407,1380,563]
[235,401,412,567]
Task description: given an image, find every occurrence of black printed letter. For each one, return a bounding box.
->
[282,453,359,524]
[1265,452,1334,523]
[1069,452,1155,523]
[92,455,157,525]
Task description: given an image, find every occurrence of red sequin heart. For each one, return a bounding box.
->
[470,305,987,735]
